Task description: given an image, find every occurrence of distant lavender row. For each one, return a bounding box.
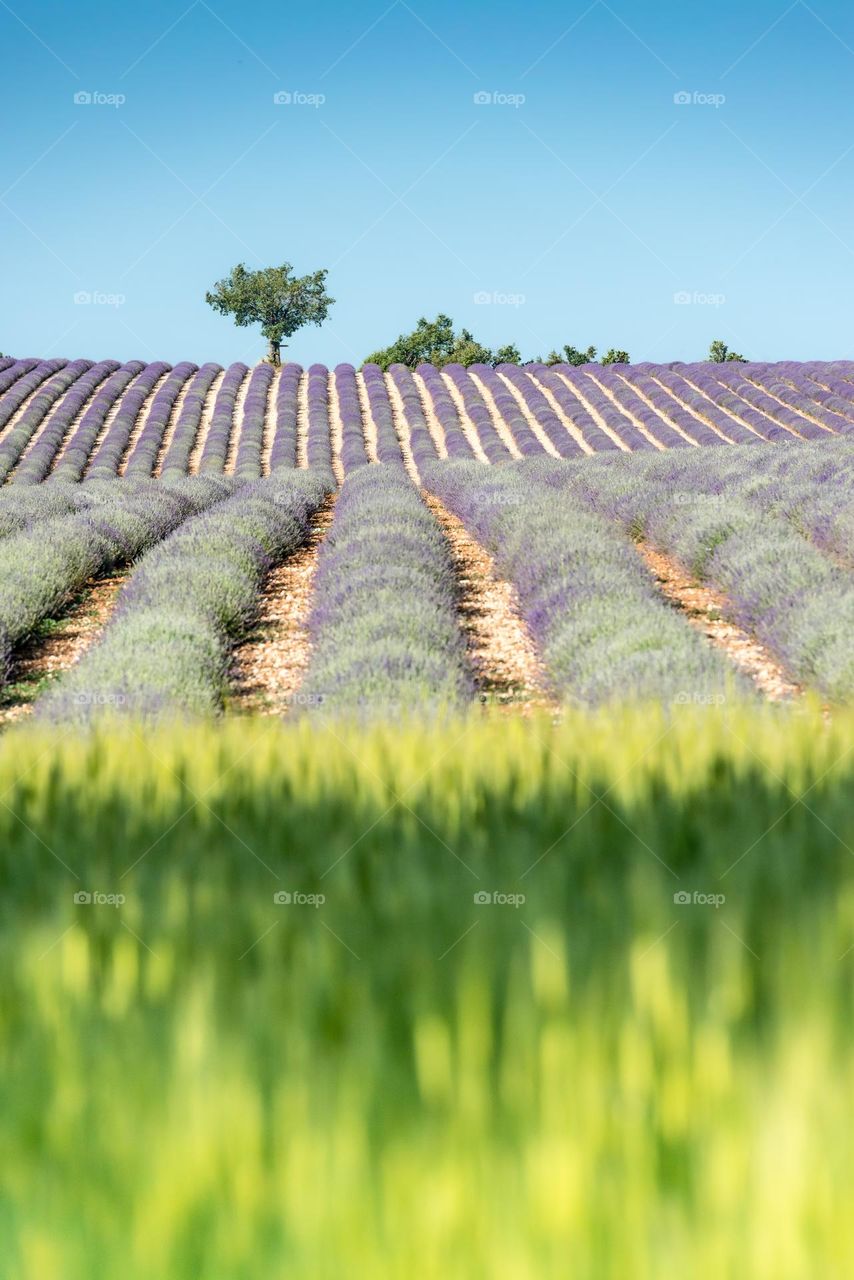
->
[413,364,472,459]
[10,360,121,485]
[46,362,145,483]
[425,460,745,707]
[0,360,94,483]
[42,471,333,722]
[84,363,171,480]
[0,358,42,396]
[197,363,248,473]
[335,364,370,474]
[159,363,222,481]
[269,364,301,470]
[300,465,472,715]
[361,363,405,463]
[123,362,198,478]
[306,364,333,469]
[0,359,69,428]
[233,363,275,480]
[0,477,229,680]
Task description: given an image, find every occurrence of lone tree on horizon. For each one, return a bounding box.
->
[205,262,334,365]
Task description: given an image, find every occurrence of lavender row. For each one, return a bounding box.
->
[386,365,441,471]
[360,363,404,463]
[587,366,692,449]
[526,366,621,452]
[0,360,94,483]
[300,465,472,715]
[233,363,275,480]
[0,359,70,428]
[123,362,198,478]
[468,364,545,457]
[46,362,145,483]
[197,363,249,473]
[42,471,333,722]
[425,460,741,707]
[332,364,369,475]
[0,358,42,396]
[495,364,585,456]
[158,363,223,480]
[10,360,121,485]
[84,364,172,480]
[413,363,474,459]
[439,364,508,461]
[706,365,831,441]
[559,369,655,451]
[269,364,301,471]
[306,363,333,469]
[608,366,725,447]
[0,477,229,681]
[553,449,854,701]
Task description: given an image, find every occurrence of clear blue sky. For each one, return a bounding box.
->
[2,0,853,366]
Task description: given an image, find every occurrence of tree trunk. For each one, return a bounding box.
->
[267,338,281,366]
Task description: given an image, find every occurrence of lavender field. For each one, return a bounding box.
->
[1,351,853,1280]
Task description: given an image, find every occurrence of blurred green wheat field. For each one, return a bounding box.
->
[1,704,853,1279]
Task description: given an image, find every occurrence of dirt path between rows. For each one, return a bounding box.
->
[0,575,125,725]
[226,497,336,715]
[424,493,557,714]
[637,543,801,701]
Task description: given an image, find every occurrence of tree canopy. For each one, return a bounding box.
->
[205,262,334,365]
[365,317,629,370]
[708,339,747,363]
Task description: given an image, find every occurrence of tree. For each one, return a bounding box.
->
[601,348,630,365]
[546,344,597,366]
[365,315,494,369]
[494,344,522,365]
[205,262,334,365]
[708,339,746,363]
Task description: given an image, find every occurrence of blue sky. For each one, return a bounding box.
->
[2,0,853,366]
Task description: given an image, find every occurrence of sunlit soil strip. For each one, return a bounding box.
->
[424,493,557,715]
[152,372,197,478]
[386,374,421,484]
[409,370,448,458]
[260,367,281,476]
[583,370,667,451]
[553,372,630,451]
[610,371,702,447]
[223,367,253,476]
[354,371,379,463]
[466,371,524,459]
[226,497,336,716]
[188,368,226,474]
[493,371,560,458]
[637,542,801,702]
[0,574,126,725]
[295,372,310,469]
[327,370,345,484]
[117,370,170,476]
[440,373,490,463]
[526,371,594,454]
